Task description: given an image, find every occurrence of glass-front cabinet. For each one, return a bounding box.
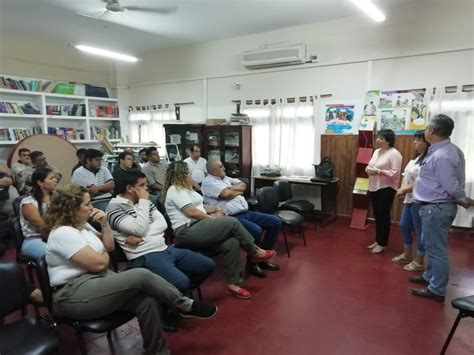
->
[164,124,205,161]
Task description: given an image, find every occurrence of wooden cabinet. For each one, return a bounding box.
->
[164,124,252,180]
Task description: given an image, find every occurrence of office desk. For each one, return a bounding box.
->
[251,176,339,226]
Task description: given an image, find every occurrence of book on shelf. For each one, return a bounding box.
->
[47,127,85,141]
[353,177,369,195]
[0,101,41,114]
[90,126,120,140]
[0,126,43,141]
[0,77,42,92]
[89,105,119,118]
[85,84,109,98]
[46,104,85,116]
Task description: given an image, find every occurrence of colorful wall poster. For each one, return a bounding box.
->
[379,108,409,133]
[363,90,380,116]
[324,104,356,134]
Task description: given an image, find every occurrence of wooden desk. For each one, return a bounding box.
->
[251,176,339,226]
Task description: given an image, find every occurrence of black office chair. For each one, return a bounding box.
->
[256,186,306,257]
[440,295,474,355]
[273,180,317,229]
[36,256,135,355]
[0,261,59,354]
[238,177,259,210]
[12,195,26,217]
[12,216,37,281]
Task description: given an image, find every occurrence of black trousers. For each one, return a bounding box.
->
[370,187,396,247]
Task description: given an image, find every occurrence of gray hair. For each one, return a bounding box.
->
[427,114,454,138]
[206,160,221,174]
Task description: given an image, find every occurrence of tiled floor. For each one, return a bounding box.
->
[3,217,474,354]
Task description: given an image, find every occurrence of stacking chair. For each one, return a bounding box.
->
[0,261,59,354]
[12,195,26,217]
[256,186,306,257]
[12,216,37,281]
[238,177,259,210]
[273,180,317,229]
[36,256,135,355]
[440,295,474,355]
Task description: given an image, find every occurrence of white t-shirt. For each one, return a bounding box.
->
[183,157,207,184]
[20,195,48,238]
[201,175,248,215]
[401,158,422,204]
[46,224,103,287]
[165,185,206,230]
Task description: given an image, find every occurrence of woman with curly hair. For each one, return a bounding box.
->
[44,185,217,355]
[20,167,58,260]
[163,161,276,300]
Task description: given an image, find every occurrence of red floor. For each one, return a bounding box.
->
[3,217,474,355]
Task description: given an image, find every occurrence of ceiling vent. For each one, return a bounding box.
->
[242,43,306,69]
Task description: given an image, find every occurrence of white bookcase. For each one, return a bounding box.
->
[0,87,121,145]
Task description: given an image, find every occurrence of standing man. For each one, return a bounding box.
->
[411,114,473,301]
[184,145,207,191]
[72,149,115,211]
[201,160,281,278]
[142,147,168,197]
[12,148,34,194]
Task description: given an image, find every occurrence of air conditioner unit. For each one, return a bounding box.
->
[242,44,306,69]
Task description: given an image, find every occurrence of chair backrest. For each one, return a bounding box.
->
[13,195,26,218]
[12,216,25,254]
[36,256,55,314]
[273,180,292,202]
[0,261,29,318]
[256,186,279,213]
[238,177,251,197]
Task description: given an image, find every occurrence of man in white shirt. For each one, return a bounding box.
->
[201,160,281,278]
[106,169,215,295]
[183,145,207,191]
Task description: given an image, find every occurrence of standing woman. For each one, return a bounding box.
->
[163,161,275,300]
[392,130,429,270]
[20,167,58,260]
[366,129,402,254]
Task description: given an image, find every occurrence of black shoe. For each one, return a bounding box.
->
[163,308,179,332]
[179,301,218,319]
[258,261,280,271]
[246,263,267,278]
[409,275,429,286]
[411,287,445,302]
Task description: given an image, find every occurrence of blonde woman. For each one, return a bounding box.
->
[163,161,275,300]
[44,185,217,355]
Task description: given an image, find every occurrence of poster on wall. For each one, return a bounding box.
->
[324,104,357,134]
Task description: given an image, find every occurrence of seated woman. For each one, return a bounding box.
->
[163,161,276,300]
[44,185,217,355]
[20,168,58,260]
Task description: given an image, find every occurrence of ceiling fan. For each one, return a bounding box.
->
[77,0,177,19]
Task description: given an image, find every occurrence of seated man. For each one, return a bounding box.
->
[30,151,62,182]
[12,148,34,195]
[71,148,87,176]
[202,160,281,278]
[138,147,148,166]
[72,149,114,211]
[112,151,135,180]
[183,145,207,191]
[0,163,20,217]
[142,147,168,197]
[106,170,215,295]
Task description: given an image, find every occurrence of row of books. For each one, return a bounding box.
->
[0,126,43,141]
[0,77,42,92]
[46,104,86,116]
[43,81,110,98]
[0,101,41,115]
[90,126,120,140]
[89,105,119,118]
[47,127,85,141]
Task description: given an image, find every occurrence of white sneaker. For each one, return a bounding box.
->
[367,242,378,249]
[371,245,386,254]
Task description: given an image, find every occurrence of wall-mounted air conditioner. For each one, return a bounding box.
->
[242,43,306,69]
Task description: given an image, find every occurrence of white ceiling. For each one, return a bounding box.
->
[0,0,416,55]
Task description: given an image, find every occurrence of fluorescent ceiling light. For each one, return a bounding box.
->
[75,44,138,63]
[352,0,386,22]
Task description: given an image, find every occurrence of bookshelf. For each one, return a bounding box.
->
[0,83,121,145]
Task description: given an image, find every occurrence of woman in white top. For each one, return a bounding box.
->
[20,167,58,260]
[366,129,402,254]
[44,185,217,355]
[163,161,276,300]
[391,130,429,271]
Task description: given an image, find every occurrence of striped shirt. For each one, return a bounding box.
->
[106,196,167,260]
[71,166,113,203]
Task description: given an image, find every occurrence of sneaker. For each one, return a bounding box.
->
[367,242,378,249]
[179,301,218,319]
[371,245,386,254]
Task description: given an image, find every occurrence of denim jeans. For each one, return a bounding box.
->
[131,246,215,295]
[420,202,458,296]
[21,237,47,261]
[399,203,425,256]
[233,211,282,250]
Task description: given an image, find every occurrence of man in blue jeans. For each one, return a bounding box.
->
[106,170,215,295]
[202,160,281,278]
[411,114,473,301]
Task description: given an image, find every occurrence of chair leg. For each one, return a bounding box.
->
[312,211,318,230]
[197,286,203,301]
[298,225,307,246]
[75,326,88,355]
[282,227,290,257]
[441,312,463,355]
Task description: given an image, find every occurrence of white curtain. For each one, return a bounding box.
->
[429,89,474,228]
[129,107,175,144]
[244,100,319,177]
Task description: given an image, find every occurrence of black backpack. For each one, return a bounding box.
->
[313,157,334,180]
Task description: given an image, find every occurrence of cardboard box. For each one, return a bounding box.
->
[206,118,227,126]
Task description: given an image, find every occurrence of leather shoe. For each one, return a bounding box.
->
[258,261,280,271]
[246,263,267,278]
[411,287,445,302]
[409,275,429,286]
